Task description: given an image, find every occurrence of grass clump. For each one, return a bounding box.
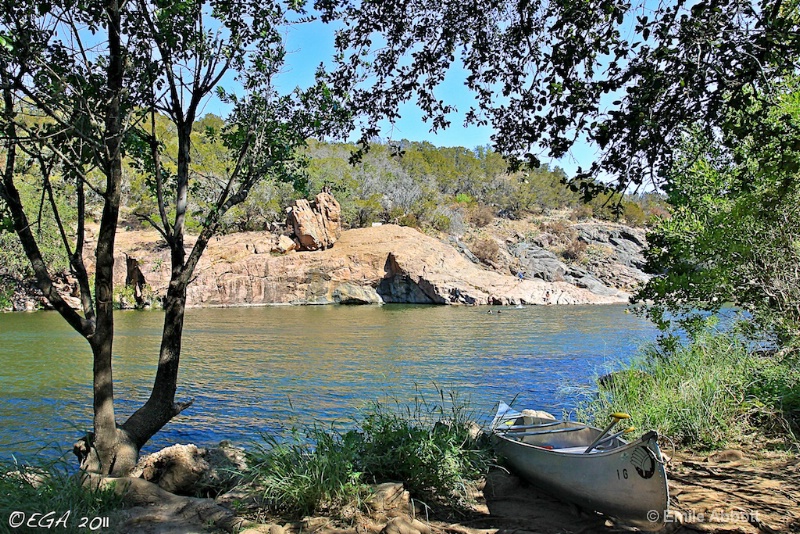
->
[354,391,489,505]
[0,457,125,533]
[244,389,491,519]
[246,427,367,518]
[576,328,800,450]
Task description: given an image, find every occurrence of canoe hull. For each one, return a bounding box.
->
[492,421,668,531]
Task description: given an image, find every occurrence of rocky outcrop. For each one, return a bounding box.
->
[1,273,82,312]
[112,225,626,307]
[3,218,647,311]
[286,192,342,251]
[510,243,624,298]
[573,223,650,292]
[481,221,650,297]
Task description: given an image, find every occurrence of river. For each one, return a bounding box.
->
[0,304,658,462]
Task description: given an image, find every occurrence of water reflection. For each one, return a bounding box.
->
[0,304,657,461]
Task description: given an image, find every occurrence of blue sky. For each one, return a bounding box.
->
[205,17,598,177]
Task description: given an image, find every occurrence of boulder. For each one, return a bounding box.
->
[286,192,342,251]
[131,444,209,495]
[273,234,298,254]
[131,442,247,496]
[366,482,412,514]
[510,243,566,282]
[333,283,382,305]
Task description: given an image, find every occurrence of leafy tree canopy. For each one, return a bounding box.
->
[320,0,800,197]
[635,77,800,344]
[0,0,349,474]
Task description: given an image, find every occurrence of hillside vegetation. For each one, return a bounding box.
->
[0,112,665,290]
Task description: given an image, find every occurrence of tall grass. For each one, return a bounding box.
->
[0,457,125,534]
[246,426,367,518]
[244,388,492,519]
[576,330,800,449]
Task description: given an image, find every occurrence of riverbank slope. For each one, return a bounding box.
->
[115,223,631,308]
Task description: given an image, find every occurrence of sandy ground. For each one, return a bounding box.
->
[112,445,799,534]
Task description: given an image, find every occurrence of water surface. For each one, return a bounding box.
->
[0,304,657,461]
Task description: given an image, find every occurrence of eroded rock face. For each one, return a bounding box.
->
[110,225,627,307]
[286,192,342,251]
[510,242,623,298]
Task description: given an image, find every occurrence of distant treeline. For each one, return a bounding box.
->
[1,112,666,282]
[297,139,666,233]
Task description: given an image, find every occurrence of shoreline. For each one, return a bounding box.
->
[4,439,796,534]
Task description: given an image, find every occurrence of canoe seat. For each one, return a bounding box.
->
[552,446,600,454]
[498,426,587,438]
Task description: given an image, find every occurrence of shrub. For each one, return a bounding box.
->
[561,239,588,262]
[575,329,800,449]
[569,203,593,221]
[244,390,492,518]
[540,220,577,245]
[430,213,452,232]
[352,392,489,506]
[454,193,475,205]
[0,278,15,311]
[246,427,367,518]
[621,201,647,227]
[397,213,420,228]
[471,238,500,264]
[467,204,495,228]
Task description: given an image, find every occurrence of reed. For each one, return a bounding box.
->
[576,330,799,449]
[244,387,492,518]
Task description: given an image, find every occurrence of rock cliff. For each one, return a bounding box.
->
[111,224,628,307]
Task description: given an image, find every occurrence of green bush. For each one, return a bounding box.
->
[467,204,495,228]
[576,329,799,449]
[246,427,367,518]
[244,390,491,518]
[0,279,14,310]
[353,394,488,505]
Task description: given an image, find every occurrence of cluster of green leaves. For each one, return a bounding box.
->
[245,390,491,518]
[323,0,800,198]
[121,113,300,234]
[122,128,662,236]
[0,166,75,280]
[636,78,800,343]
[576,327,800,449]
[0,276,15,310]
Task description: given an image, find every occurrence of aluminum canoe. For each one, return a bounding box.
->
[490,403,669,531]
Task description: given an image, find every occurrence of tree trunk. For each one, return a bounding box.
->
[118,280,191,449]
[74,0,128,476]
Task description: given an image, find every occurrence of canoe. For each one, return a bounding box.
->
[490,403,669,531]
